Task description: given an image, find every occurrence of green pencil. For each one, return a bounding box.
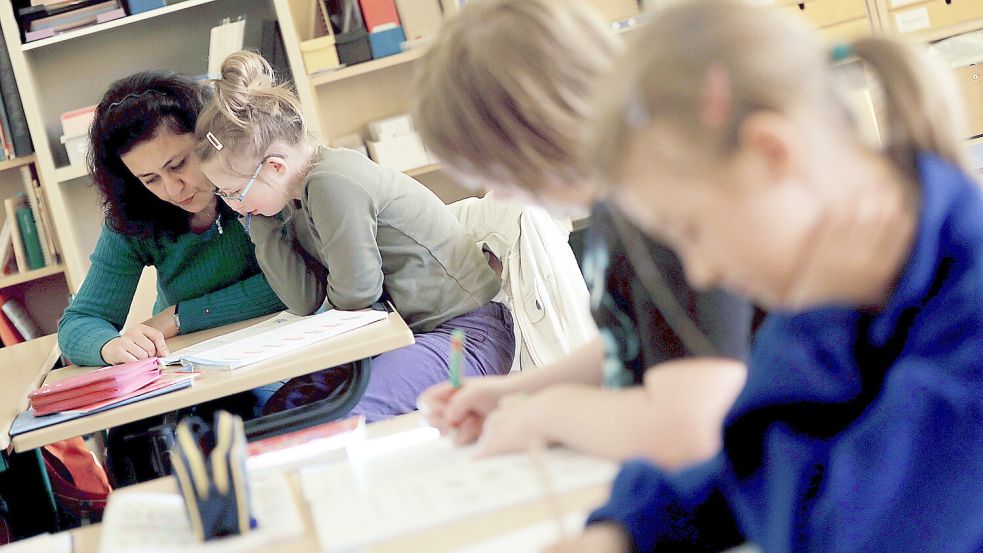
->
[449,329,466,388]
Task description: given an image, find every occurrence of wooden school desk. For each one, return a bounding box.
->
[69,412,613,553]
[7,310,414,453]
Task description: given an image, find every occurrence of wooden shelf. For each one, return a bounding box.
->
[53,164,89,183]
[405,163,441,178]
[0,155,35,172]
[0,264,65,289]
[309,48,428,86]
[21,0,218,51]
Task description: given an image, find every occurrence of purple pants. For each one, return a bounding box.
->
[263,302,515,422]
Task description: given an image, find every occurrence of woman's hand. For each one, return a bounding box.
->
[100,324,169,364]
[417,376,515,445]
[141,305,179,339]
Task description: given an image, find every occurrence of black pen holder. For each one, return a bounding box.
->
[171,411,254,541]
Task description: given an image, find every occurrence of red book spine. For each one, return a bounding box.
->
[0,293,24,346]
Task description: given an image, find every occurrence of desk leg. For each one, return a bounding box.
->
[244,357,372,441]
[0,449,59,538]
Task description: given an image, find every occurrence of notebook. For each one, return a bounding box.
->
[11,373,195,435]
[28,357,160,416]
[174,309,389,372]
[97,473,302,553]
[299,432,618,552]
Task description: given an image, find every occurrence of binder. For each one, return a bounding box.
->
[358,0,401,32]
[207,17,246,79]
[28,357,160,416]
[0,12,33,156]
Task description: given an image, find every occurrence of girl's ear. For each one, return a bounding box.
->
[736,112,800,186]
[267,155,289,177]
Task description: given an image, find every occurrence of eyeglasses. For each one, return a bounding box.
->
[213,154,284,203]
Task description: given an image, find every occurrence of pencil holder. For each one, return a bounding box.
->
[171,410,254,541]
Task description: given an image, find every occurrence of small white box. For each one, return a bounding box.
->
[61,134,91,166]
[60,105,96,138]
[366,132,430,173]
[332,132,369,157]
[366,114,415,142]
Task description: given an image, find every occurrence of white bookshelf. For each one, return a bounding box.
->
[21,0,220,51]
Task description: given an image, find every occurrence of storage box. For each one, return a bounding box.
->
[300,36,342,74]
[890,0,983,35]
[336,29,373,66]
[369,25,405,59]
[359,0,401,32]
[125,0,167,15]
[366,132,430,172]
[61,134,91,167]
[780,0,867,29]
[367,114,414,142]
[332,133,369,157]
[956,64,983,138]
[395,0,443,41]
[60,105,97,138]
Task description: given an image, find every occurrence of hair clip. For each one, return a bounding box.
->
[206,132,224,151]
[831,43,853,63]
[107,89,165,110]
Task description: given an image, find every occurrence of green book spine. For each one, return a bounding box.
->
[15,204,43,270]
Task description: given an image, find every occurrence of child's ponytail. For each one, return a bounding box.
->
[194,50,309,173]
[849,37,970,176]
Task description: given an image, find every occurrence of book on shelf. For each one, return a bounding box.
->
[0,219,13,275]
[0,21,32,157]
[4,196,28,273]
[31,179,60,262]
[0,93,12,162]
[0,291,41,341]
[21,1,125,42]
[16,195,44,270]
[0,296,24,346]
[207,16,246,78]
[165,308,388,372]
[21,166,54,266]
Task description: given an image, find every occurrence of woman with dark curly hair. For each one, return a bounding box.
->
[57,70,286,368]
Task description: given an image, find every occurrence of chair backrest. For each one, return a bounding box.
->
[448,194,597,370]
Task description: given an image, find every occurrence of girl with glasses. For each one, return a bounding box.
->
[194,51,515,422]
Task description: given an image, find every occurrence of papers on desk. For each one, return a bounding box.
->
[299,433,618,553]
[97,473,302,553]
[246,415,366,475]
[166,309,388,372]
[449,512,587,553]
[9,373,195,436]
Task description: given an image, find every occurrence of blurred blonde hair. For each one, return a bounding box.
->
[592,0,970,187]
[412,0,621,192]
[194,50,310,178]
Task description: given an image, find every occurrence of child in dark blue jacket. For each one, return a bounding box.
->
[553,1,983,552]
